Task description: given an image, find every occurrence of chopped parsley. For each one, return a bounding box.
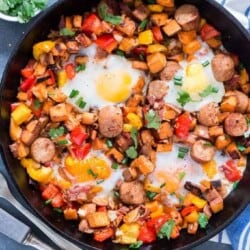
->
[138,19,148,31]
[69,89,79,98]
[198,213,208,229]
[98,3,123,25]
[178,171,186,180]
[146,191,158,200]
[145,109,161,129]
[157,220,175,240]
[177,90,192,107]
[126,146,138,159]
[87,169,98,179]
[199,84,219,98]
[237,143,246,152]
[111,163,119,170]
[129,241,143,249]
[178,147,189,159]
[76,64,86,72]
[48,126,65,139]
[75,97,86,109]
[60,28,75,37]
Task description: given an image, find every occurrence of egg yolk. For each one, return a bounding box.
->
[96,70,132,102]
[156,171,180,194]
[65,156,111,182]
[182,63,209,94]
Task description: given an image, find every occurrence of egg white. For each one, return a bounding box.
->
[164,41,225,112]
[61,44,147,111]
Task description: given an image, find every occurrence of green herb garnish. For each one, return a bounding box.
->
[237,143,246,152]
[48,126,65,139]
[60,28,75,37]
[138,19,148,31]
[139,53,145,61]
[176,90,192,107]
[96,179,104,184]
[76,97,86,109]
[44,199,52,205]
[199,84,219,98]
[202,60,210,67]
[33,99,42,110]
[116,49,125,57]
[129,241,143,249]
[130,127,138,148]
[145,109,161,129]
[76,64,86,72]
[160,183,166,188]
[174,76,183,86]
[98,3,123,25]
[198,213,208,229]
[146,191,158,200]
[69,89,79,98]
[111,163,119,170]
[178,171,186,180]
[106,139,113,148]
[157,220,175,240]
[178,147,189,159]
[114,191,120,198]
[87,169,98,179]
[121,157,129,165]
[57,139,68,145]
[53,208,63,214]
[126,146,138,159]
[232,181,239,190]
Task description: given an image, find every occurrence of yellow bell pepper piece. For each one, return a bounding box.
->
[27,166,53,184]
[138,30,154,45]
[21,158,40,169]
[202,160,217,179]
[123,123,133,132]
[190,195,207,209]
[11,103,32,125]
[9,117,22,141]
[185,210,199,223]
[144,178,161,193]
[54,178,72,189]
[150,204,164,218]
[148,4,164,12]
[147,44,167,54]
[33,41,55,60]
[115,223,140,244]
[126,113,142,130]
[57,70,68,87]
[145,201,159,212]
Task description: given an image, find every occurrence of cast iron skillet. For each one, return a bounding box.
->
[0,0,250,249]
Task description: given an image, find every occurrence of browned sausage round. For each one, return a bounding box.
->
[197,102,220,126]
[160,61,181,81]
[119,181,145,205]
[232,90,248,113]
[224,113,248,137]
[147,80,168,102]
[98,106,123,138]
[190,139,216,163]
[31,137,55,163]
[211,54,235,82]
[174,4,200,31]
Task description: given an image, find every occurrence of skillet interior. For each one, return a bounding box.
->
[0,0,250,249]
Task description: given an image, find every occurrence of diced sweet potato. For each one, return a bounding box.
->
[64,208,78,220]
[86,212,110,228]
[208,126,224,137]
[150,13,168,26]
[130,155,155,175]
[106,148,124,162]
[73,15,82,28]
[220,95,237,112]
[132,61,148,71]
[156,143,172,152]
[49,103,69,122]
[116,16,136,37]
[162,19,181,36]
[157,122,173,139]
[119,37,138,53]
[156,0,174,7]
[147,52,166,73]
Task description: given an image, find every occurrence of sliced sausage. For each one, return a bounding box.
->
[119,181,145,205]
[224,113,248,137]
[190,139,216,163]
[211,54,235,82]
[174,4,200,31]
[31,137,55,163]
[98,106,123,138]
[160,61,181,81]
[227,90,249,113]
[197,102,220,126]
[147,80,168,103]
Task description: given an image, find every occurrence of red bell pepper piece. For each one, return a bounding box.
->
[65,63,76,80]
[181,205,198,217]
[72,143,91,160]
[222,160,241,182]
[138,224,156,243]
[97,206,107,212]
[42,183,59,200]
[174,113,192,139]
[20,75,36,92]
[94,227,114,242]
[82,13,102,34]
[200,23,221,41]
[146,214,171,233]
[21,60,35,78]
[70,126,88,146]
[152,26,163,42]
[46,69,56,85]
[51,193,65,208]
[95,34,118,53]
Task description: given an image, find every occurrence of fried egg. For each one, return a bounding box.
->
[164,41,225,112]
[61,44,147,111]
[63,150,123,198]
[147,144,243,205]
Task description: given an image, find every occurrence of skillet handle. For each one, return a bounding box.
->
[2,195,82,250]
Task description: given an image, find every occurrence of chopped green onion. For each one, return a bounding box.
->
[57,139,68,145]
[174,76,183,86]
[145,109,161,130]
[178,147,189,158]
[232,181,239,190]
[178,171,186,180]
[98,3,123,25]
[146,191,158,201]
[60,28,75,36]
[87,169,98,179]
[121,157,129,165]
[33,99,42,110]
[139,53,145,61]
[116,49,125,57]
[69,89,79,98]
[111,163,119,170]
[76,97,86,109]
[114,191,120,198]
[96,179,105,184]
[76,64,86,72]
[53,208,63,214]
[199,84,219,98]
[138,19,148,31]
[237,143,246,152]
[106,139,113,148]
[198,213,208,229]
[202,60,210,67]
[48,126,65,139]
[126,146,138,159]
[44,199,52,205]
[157,220,175,240]
[160,183,166,188]
[129,241,143,249]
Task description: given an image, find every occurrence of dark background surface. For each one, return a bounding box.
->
[0,1,233,249]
